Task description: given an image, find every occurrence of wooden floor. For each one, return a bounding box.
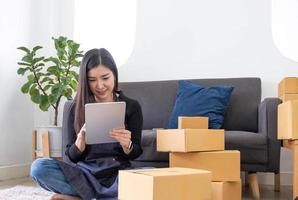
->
[0,177,293,199]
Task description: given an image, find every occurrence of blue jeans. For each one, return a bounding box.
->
[30,158,78,196]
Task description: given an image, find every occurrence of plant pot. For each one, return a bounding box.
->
[35,126,62,158]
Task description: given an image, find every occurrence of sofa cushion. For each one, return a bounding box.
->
[135,129,169,162]
[168,80,234,129]
[225,131,268,164]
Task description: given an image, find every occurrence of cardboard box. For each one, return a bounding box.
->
[118,167,212,200]
[278,100,298,139]
[278,77,298,97]
[178,116,208,129]
[157,129,224,152]
[170,151,240,181]
[211,181,241,200]
[280,94,298,102]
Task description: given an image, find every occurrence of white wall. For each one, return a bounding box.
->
[119,0,298,184]
[0,0,74,180]
[0,0,33,168]
[120,0,298,98]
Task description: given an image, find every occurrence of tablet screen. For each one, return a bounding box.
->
[85,101,126,144]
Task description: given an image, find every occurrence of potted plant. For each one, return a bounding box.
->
[17,36,83,158]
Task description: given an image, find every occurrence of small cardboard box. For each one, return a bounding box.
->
[178,116,208,129]
[278,100,298,139]
[118,167,212,200]
[280,94,298,102]
[170,150,240,181]
[157,129,224,152]
[278,77,298,97]
[211,181,241,200]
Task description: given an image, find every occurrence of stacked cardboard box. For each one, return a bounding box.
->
[118,167,212,200]
[278,77,298,139]
[278,77,298,102]
[157,116,241,200]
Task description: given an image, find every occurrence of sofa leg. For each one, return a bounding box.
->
[247,173,260,199]
[274,173,280,192]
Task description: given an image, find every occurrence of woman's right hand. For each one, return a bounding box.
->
[75,123,86,152]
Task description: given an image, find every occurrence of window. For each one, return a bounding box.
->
[74,0,136,67]
[272,0,298,62]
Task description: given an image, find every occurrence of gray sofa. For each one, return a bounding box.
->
[62,77,281,175]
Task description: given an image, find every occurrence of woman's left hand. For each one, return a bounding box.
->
[109,128,131,149]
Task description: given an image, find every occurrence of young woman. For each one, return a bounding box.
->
[30,48,143,200]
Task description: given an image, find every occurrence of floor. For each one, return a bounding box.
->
[0,177,293,199]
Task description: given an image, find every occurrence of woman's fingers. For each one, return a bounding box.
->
[109,129,132,148]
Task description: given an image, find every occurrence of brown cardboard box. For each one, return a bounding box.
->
[280,94,298,102]
[278,100,298,139]
[157,129,224,152]
[211,181,241,200]
[170,150,240,181]
[118,167,212,200]
[278,77,298,97]
[178,116,208,129]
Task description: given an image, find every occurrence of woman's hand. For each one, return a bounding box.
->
[110,128,132,150]
[75,123,86,152]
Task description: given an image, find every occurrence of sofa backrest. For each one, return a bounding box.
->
[119,77,261,132]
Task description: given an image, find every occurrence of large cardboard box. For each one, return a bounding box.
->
[278,100,298,139]
[178,116,208,129]
[278,77,298,97]
[280,94,298,102]
[118,167,212,200]
[170,150,240,181]
[211,181,241,200]
[157,129,224,152]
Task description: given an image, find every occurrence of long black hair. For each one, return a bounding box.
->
[74,48,119,133]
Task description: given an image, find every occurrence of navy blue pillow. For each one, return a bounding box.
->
[168,80,234,129]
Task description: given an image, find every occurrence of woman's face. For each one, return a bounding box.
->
[87,65,115,102]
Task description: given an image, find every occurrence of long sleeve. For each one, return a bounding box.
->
[63,102,88,163]
[121,100,143,160]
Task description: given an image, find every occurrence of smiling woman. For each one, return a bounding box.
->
[73,0,136,67]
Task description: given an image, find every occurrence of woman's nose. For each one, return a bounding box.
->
[96,81,104,89]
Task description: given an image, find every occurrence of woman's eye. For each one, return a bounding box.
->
[88,79,96,82]
[103,77,109,80]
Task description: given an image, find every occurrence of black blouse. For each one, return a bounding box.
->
[66,91,143,163]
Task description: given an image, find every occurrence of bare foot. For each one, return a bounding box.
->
[50,193,81,200]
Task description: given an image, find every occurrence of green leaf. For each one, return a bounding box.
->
[21,81,32,93]
[44,57,60,65]
[17,68,27,75]
[71,60,81,67]
[29,84,38,96]
[51,83,62,98]
[17,62,31,66]
[32,56,44,65]
[31,92,41,104]
[39,95,50,111]
[17,47,30,54]
[32,46,43,53]
[36,63,45,67]
[62,87,72,98]
[47,66,60,76]
[21,55,32,63]
[40,77,51,84]
[44,85,51,91]
[70,79,78,90]
[48,94,57,104]
[27,74,35,82]
[62,76,71,85]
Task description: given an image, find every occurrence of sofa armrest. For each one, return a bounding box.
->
[62,100,76,163]
[258,97,282,172]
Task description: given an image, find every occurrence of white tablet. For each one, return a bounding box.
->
[85,101,126,144]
